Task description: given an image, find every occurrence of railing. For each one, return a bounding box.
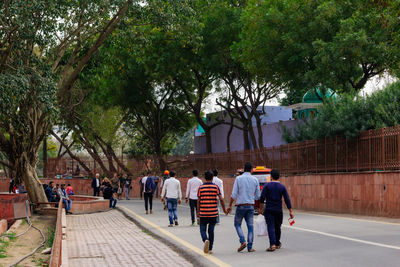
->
[50,199,63,267]
[187,126,400,175]
[47,125,400,176]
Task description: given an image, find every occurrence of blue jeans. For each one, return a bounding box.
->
[63,199,71,211]
[200,217,217,251]
[167,198,178,224]
[264,210,283,247]
[234,205,254,250]
[109,197,117,208]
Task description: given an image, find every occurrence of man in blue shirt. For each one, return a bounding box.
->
[227,162,260,252]
[258,169,294,252]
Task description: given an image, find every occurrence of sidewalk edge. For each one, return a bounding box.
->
[117,207,213,267]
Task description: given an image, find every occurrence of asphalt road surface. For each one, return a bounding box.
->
[119,199,400,267]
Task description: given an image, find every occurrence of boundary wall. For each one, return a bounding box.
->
[1,171,400,218]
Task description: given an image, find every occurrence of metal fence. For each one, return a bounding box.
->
[188,126,400,175]
[47,126,400,177]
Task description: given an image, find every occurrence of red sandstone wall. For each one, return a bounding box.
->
[0,194,29,225]
[1,172,399,217]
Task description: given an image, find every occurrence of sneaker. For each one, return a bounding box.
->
[208,251,213,254]
[197,218,200,225]
[168,224,173,227]
[146,210,149,214]
[150,210,153,214]
[174,220,179,226]
[191,222,196,226]
[204,240,210,254]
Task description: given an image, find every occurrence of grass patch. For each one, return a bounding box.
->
[46,226,55,248]
[0,232,17,258]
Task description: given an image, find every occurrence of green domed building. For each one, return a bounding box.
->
[289,87,338,119]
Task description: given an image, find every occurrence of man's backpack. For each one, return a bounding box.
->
[145,176,155,193]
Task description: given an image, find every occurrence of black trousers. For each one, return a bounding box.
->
[189,199,198,223]
[264,210,283,247]
[144,192,153,211]
[93,187,100,196]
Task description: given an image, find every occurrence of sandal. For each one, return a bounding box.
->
[267,245,276,252]
[237,242,247,252]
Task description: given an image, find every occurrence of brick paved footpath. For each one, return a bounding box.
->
[67,210,192,267]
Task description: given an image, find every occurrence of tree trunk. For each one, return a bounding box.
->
[255,115,265,149]
[227,118,234,152]
[243,126,250,150]
[204,128,212,154]
[248,121,258,150]
[43,137,48,178]
[109,145,133,176]
[15,153,47,203]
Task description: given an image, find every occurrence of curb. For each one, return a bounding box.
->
[117,207,213,267]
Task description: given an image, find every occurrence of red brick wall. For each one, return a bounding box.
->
[1,172,400,217]
[279,172,400,218]
[0,193,29,225]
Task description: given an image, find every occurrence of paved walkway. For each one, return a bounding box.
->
[67,210,192,267]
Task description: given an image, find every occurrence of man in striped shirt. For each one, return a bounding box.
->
[197,171,227,254]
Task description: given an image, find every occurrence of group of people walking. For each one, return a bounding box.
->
[91,173,133,208]
[155,162,294,254]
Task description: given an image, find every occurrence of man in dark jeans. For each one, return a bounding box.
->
[91,173,101,196]
[9,177,15,193]
[197,171,227,254]
[186,169,203,226]
[258,169,294,252]
[227,162,260,253]
[142,171,156,214]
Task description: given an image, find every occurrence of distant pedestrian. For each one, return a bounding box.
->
[152,173,160,198]
[9,177,14,194]
[111,173,120,194]
[186,170,203,226]
[102,178,117,208]
[161,171,182,227]
[91,173,101,196]
[227,162,260,253]
[258,169,294,252]
[118,174,126,200]
[139,173,144,199]
[142,171,156,214]
[59,184,72,214]
[212,169,224,224]
[197,171,227,254]
[161,170,170,210]
[44,182,55,202]
[66,184,74,195]
[125,176,132,200]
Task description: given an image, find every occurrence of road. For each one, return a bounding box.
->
[118,199,400,267]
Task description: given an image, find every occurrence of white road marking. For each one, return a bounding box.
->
[284,225,400,250]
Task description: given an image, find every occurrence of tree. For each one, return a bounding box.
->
[239,0,400,98]
[283,81,400,142]
[207,1,282,150]
[120,64,194,171]
[0,0,132,203]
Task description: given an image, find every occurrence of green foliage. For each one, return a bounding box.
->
[284,81,400,142]
[239,0,400,101]
[171,129,195,156]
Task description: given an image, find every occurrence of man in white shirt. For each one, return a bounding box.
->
[185,170,203,226]
[161,171,182,227]
[212,169,224,224]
